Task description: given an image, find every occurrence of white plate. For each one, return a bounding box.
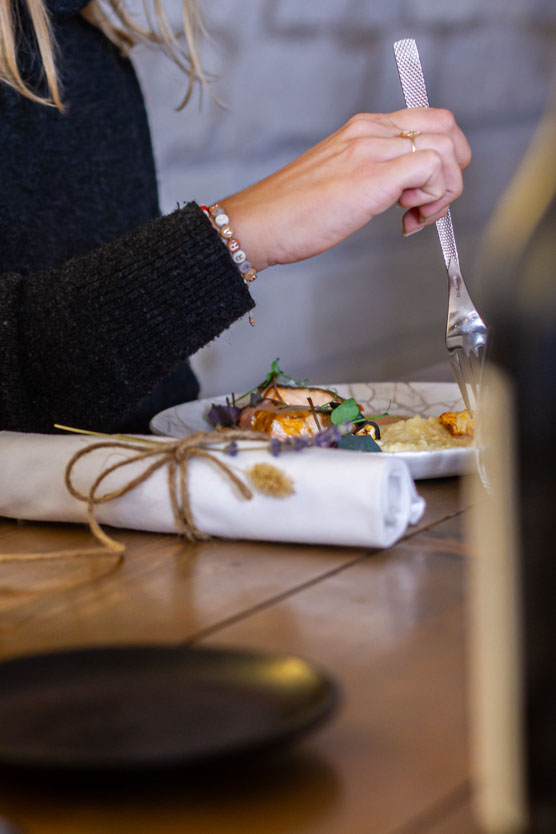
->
[150,381,476,480]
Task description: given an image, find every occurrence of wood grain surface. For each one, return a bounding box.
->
[0,477,484,834]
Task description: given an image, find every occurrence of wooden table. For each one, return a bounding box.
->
[0,477,483,834]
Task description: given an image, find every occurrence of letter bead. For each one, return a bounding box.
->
[207,202,258,324]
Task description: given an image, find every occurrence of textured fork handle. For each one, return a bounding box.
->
[393,39,459,267]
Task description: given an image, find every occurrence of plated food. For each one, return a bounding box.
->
[205,360,474,454]
[149,370,477,479]
[379,412,474,453]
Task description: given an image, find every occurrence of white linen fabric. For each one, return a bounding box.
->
[0,432,425,548]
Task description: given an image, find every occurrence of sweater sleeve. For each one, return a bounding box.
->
[0,202,255,433]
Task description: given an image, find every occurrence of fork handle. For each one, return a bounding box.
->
[393,39,460,267]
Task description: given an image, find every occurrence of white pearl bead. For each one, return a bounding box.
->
[215,214,229,227]
[232,250,246,263]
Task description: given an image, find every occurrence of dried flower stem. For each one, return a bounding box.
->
[307,397,322,432]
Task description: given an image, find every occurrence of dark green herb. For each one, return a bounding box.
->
[330,397,361,426]
[337,434,382,453]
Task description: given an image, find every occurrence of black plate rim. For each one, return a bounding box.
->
[0,644,341,772]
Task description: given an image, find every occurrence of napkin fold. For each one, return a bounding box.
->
[0,432,425,549]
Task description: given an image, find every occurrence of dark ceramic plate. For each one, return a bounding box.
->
[0,645,339,772]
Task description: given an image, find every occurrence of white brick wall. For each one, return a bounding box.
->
[132,1,556,398]
[401,0,483,26]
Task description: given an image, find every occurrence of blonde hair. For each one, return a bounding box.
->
[0,0,206,112]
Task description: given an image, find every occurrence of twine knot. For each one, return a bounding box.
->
[174,438,195,463]
[1,429,269,564]
[66,430,269,551]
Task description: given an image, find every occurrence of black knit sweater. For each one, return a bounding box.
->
[0,0,254,433]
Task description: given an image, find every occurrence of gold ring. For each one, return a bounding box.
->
[399,129,421,153]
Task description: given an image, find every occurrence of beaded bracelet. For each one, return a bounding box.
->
[201,203,257,327]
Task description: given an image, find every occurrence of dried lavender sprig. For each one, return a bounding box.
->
[224,440,239,457]
[268,422,354,457]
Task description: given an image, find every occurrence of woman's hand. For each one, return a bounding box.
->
[221,108,471,272]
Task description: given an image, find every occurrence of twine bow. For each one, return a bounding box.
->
[1,429,269,564]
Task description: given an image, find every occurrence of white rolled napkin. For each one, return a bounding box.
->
[0,431,425,548]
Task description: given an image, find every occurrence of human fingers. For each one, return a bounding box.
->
[376,148,447,218]
[373,131,463,214]
[401,205,449,237]
[374,149,452,236]
[386,107,472,170]
[332,109,470,170]
[400,144,462,222]
[218,112,465,269]
[340,110,469,220]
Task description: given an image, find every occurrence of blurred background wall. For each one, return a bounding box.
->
[131,0,556,398]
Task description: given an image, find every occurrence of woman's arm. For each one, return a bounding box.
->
[222,108,472,271]
[0,203,253,433]
[1,108,471,434]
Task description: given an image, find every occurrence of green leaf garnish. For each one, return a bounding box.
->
[351,410,390,424]
[330,398,361,426]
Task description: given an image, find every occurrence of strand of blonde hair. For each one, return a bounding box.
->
[0,0,207,111]
[0,0,63,109]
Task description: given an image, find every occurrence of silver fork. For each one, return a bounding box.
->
[393,38,487,413]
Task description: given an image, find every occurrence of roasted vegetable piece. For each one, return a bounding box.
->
[354,420,381,440]
[251,406,333,439]
[258,383,341,407]
[238,383,342,439]
[438,409,475,438]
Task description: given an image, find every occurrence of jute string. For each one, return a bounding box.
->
[0,430,269,564]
